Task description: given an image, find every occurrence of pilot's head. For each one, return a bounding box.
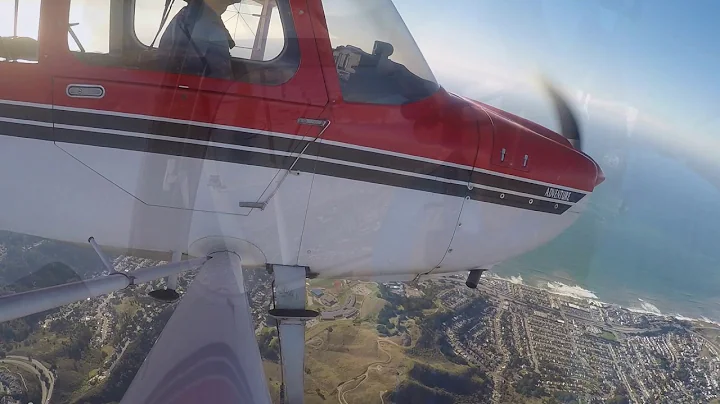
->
[213,0,242,7]
[189,0,242,14]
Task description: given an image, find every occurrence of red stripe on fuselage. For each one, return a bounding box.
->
[0,86,597,193]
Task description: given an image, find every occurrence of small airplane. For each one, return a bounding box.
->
[0,0,604,403]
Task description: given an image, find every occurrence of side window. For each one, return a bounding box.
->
[68,0,111,55]
[66,0,299,85]
[135,0,285,61]
[0,0,42,63]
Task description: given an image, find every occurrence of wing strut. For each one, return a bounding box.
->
[269,266,319,404]
[0,250,207,323]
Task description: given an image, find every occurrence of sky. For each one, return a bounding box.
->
[389,0,720,316]
[393,0,720,137]
[2,0,718,132]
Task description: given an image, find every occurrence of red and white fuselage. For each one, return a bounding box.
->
[0,0,603,279]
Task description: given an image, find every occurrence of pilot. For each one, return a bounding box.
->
[158,0,238,79]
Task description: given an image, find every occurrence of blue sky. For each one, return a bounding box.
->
[393,0,720,136]
[390,1,720,316]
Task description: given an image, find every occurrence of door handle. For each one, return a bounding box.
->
[66,84,105,99]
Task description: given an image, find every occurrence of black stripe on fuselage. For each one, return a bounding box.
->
[52,127,573,215]
[305,142,471,183]
[0,103,53,123]
[0,106,582,214]
[470,171,585,204]
[54,108,586,203]
[53,109,310,156]
[0,120,53,140]
[294,157,571,214]
[53,127,299,171]
[310,143,585,204]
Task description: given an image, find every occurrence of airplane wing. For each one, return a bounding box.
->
[121,252,271,404]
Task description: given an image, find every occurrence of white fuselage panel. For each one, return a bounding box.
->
[0,133,586,278]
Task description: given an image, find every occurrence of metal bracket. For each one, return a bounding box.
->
[88,237,136,287]
[266,264,316,279]
[240,120,331,212]
[237,202,267,210]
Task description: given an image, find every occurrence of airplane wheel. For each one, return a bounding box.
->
[149,289,181,303]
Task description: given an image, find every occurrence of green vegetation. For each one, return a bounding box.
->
[75,305,175,404]
[514,371,548,398]
[389,363,492,403]
[258,327,280,362]
[409,363,490,395]
[389,380,455,404]
[551,390,580,403]
[374,283,434,339]
[599,331,617,341]
[607,386,631,404]
[408,298,490,367]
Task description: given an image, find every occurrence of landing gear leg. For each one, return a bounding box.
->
[269,265,319,404]
[466,268,488,289]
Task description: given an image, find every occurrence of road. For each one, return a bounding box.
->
[692,330,720,357]
[607,345,639,404]
[107,340,131,375]
[489,304,510,404]
[471,281,675,338]
[0,355,54,404]
[337,340,393,404]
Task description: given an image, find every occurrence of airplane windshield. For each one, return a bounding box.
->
[321,0,440,104]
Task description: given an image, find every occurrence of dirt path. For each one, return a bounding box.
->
[337,340,393,404]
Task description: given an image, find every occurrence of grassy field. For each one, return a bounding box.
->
[295,316,477,404]
[340,342,411,404]
[9,329,69,361]
[304,322,383,399]
[261,281,482,403]
[308,278,344,292]
[263,361,282,403]
[7,325,110,403]
[359,295,387,320]
[599,331,617,341]
[101,344,114,357]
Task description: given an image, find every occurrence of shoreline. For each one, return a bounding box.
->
[482,272,720,328]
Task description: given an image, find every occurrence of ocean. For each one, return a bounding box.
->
[490,116,720,322]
